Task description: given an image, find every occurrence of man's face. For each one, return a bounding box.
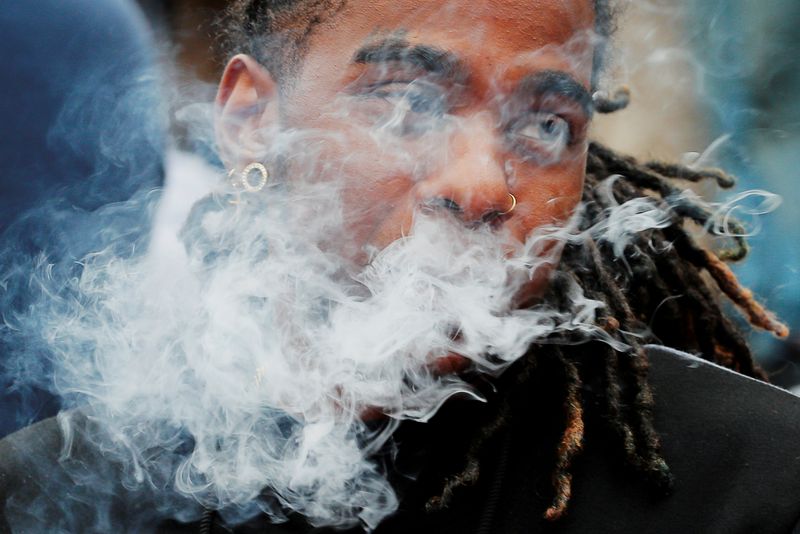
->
[218,0,595,302]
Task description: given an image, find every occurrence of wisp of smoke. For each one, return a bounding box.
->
[1,138,690,530]
[0,3,789,529]
[6,140,782,532]
[5,100,784,534]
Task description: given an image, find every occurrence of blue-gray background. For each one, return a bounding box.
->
[689,0,800,378]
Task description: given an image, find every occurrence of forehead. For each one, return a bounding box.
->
[337,0,595,40]
[292,0,596,99]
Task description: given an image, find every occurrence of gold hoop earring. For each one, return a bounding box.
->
[240,162,269,192]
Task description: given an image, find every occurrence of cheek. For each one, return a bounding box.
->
[509,158,585,239]
[507,160,585,305]
[301,119,423,260]
[292,104,466,257]
[339,169,414,248]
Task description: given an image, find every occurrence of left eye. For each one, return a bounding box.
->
[512,112,570,147]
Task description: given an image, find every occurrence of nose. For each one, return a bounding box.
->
[416,114,512,225]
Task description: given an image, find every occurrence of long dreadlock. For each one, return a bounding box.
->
[424,126,789,521]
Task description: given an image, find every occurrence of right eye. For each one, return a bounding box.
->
[366,81,448,136]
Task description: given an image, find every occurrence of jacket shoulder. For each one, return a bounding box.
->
[569,345,800,534]
[645,344,800,444]
[0,411,186,532]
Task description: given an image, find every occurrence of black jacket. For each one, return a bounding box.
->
[2,346,800,533]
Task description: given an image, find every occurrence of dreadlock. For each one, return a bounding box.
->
[423,137,789,520]
[223,0,789,524]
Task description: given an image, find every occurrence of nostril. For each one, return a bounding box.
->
[481,210,504,225]
[422,197,463,214]
[479,193,516,227]
[419,196,511,229]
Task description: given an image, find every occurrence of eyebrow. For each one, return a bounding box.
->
[353,42,593,115]
[353,40,469,84]
[516,71,594,117]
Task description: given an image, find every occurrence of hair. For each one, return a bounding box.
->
[226,0,617,87]
[226,0,345,83]
[223,0,787,523]
[424,139,787,520]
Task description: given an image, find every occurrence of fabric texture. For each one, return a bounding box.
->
[2,346,800,533]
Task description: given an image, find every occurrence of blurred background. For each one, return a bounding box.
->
[1,0,799,436]
[591,0,800,387]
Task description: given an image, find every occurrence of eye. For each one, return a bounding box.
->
[365,81,448,136]
[507,112,572,162]
[513,112,570,145]
[377,81,445,115]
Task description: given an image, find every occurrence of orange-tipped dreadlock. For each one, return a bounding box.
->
[423,137,788,520]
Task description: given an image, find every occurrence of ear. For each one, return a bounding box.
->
[215,54,279,170]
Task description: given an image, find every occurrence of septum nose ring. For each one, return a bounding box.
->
[498,193,517,215]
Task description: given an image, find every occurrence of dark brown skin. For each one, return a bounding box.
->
[216,0,596,376]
